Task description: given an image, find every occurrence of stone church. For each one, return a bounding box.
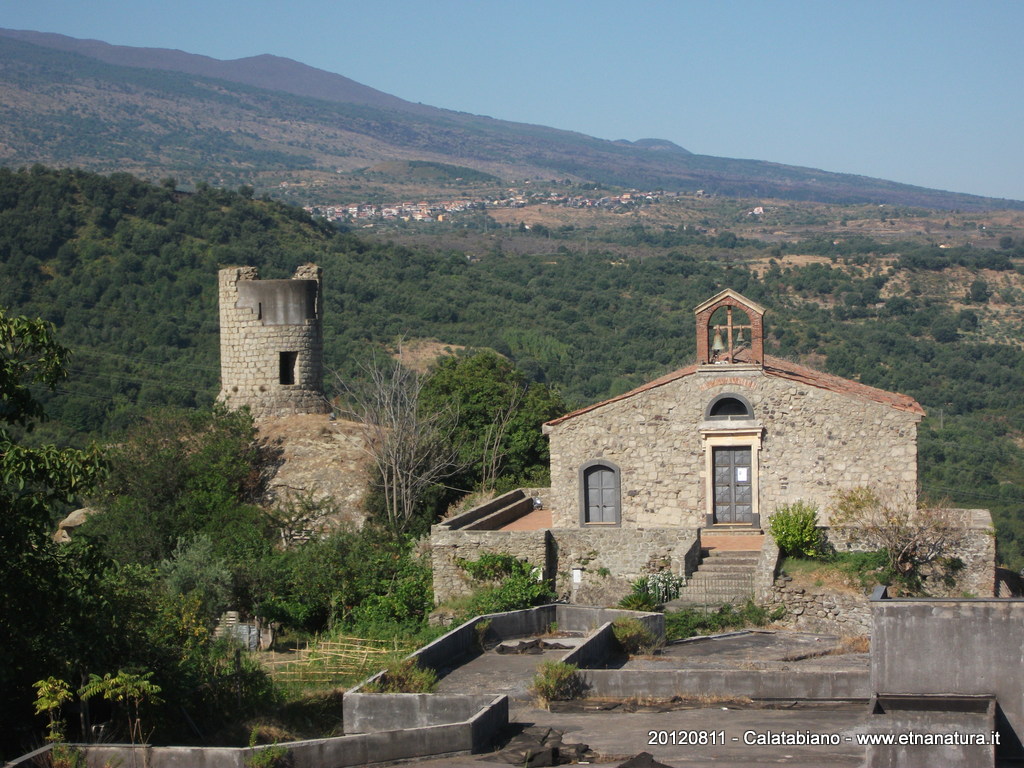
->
[544,288,924,530]
[432,289,993,605]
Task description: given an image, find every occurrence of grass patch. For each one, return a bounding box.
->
[779,550,892,593]
[529,662,585,707]
[362,658,438,693]
[612,618,659,655]
[665,601,783,642]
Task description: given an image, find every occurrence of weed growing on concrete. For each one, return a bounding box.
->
[530,662,584,707]
[611,618,658,655]
[363,658,438,693]
[244,727,290,768]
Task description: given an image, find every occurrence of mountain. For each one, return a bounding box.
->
[0,28,1020,211]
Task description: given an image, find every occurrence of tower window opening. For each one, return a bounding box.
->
[279,351,298,385]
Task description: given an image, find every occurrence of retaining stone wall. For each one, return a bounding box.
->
[430,529,549,606]
[551,527,700,605]
[764,579,873,635]
[430,524,699,607]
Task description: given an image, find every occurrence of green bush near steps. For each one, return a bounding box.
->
[769,501,825,558]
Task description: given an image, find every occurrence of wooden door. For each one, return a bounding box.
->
[713,446,753,524]
[584,465,618,524]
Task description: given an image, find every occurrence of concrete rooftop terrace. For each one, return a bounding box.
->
[417,626,870,767]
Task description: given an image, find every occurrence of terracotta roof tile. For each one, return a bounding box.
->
[545,355,924,428]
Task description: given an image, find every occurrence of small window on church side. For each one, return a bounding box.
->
[279,351,298,385]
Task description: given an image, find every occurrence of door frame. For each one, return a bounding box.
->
[700,427,763,527]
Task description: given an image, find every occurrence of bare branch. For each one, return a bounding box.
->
[332,351,462,534]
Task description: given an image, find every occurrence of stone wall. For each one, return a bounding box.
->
[218,265,328,421]
[763,579,873,635]
[546,365,920,529]
[430,508,699,607]
[430,528,550,606]
[824,508,996,597]
[551,527,700,605]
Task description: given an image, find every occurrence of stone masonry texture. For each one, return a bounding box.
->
[218,265,329,421]
[547,364,922,529]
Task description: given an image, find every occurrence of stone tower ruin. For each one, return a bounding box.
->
[218,264,329,420]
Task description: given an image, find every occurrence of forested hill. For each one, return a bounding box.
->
[4,166,1024,566]
[1,29,1021,211]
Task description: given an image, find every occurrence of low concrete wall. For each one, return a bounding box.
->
[872,596,1024,758]
[441,489,526,529]
[344,693,503,733]
[561,621,616,670]
[466,496,535,530]
[581,668,869,701]
[80,696,509,768]
[403,605,664,679]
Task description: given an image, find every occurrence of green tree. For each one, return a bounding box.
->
[0,309,105,755]
[421,351,565,493]
[159,535,233,624]
[968,278,990,304]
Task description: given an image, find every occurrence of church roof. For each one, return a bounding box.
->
[545,354,925,427]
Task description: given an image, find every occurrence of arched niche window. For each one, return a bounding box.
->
[705,393,754,421]
[579,460,621,526]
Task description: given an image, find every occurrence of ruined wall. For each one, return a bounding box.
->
[218,265,329,420]
[547,366,920,528]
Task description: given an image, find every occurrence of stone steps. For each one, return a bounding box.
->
[667,535,764,609]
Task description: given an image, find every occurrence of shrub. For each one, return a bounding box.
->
[769,501,824,558]
[617,571,683,610]
[529,662,584,706]
[829,486,967,587]
[664,601,783,642]
[612,618,657,655]
[455,553,554,616]
[363,658,437,693]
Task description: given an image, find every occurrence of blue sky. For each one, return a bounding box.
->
[3,0,1023,201]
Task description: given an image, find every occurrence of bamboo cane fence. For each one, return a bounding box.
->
[262,636,410,686]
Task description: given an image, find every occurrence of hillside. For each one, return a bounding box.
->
[0,29,1021,211]
[3,166,1024,568]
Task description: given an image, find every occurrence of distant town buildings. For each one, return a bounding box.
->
[303,187,668,224]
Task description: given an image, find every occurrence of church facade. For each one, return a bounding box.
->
[544,289,924,530]
[431,289,995,606]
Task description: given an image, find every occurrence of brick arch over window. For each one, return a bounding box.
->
[579,459,621,526]
[694,289,766,365]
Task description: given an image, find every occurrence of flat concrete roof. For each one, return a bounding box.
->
[419,629,870,767]
[412,704,867,767]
